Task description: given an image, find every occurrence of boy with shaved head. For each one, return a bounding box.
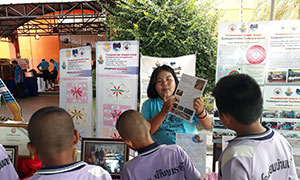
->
[116,109,203,180]
[26,106,112,180]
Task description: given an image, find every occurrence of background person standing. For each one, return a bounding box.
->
[50,59,58,90]
[37,59,50,90]
[11,60,25,98]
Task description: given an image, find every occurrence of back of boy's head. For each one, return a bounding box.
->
[116,110,150,142]
[12,60,18,65]
[212,74,263,125]
[147,64,179,98]
[28,106,75,156]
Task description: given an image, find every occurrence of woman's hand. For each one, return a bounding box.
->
[161,94,176,115]
[194,97,204,116]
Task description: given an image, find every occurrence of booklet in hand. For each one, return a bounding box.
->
[169,73,207,122]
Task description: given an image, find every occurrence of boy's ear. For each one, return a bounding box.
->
[73,130,79,146]
[123,139,134,150]
[219,112,232,128]
[27,142,38,156]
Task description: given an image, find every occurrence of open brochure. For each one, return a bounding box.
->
[169,73,207,122]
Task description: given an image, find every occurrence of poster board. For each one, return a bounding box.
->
[214,20,300,174]
[140,54,196,107]
[59,46,93,149]
[176,133,206,176]
[96,41,139,138]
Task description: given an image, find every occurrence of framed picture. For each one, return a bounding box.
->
[81,138,129,178]
[3,145,18,168]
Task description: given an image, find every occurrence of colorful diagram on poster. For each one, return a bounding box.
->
[216,66,242,81]
[67,82,88,104]
[103,104,131,127]
[228,70,240,75]
[246,45,266,64]
[103,127,121,139]
[66,104,89,127]
[103,79,132,103]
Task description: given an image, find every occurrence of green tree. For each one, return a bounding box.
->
[102,0,219,94]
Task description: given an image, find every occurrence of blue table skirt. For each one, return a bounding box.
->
[4,77,38,97]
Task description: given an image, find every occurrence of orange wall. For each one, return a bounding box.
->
[19,35,59,70]
[0,41,12,59]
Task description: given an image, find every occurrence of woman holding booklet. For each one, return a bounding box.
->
[141,65,212,145]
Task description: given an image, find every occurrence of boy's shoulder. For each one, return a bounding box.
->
[27,162,111,180]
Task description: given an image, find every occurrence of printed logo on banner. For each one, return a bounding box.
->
[66,50,71,57]
[239,23,247,32]
[273,88,282,95]
[113,42,121,52]
[72,49,79,57]
[79,48,85,56]
[285,87,293,96]
[11,128,16,133]
[250,24,258,31]
[122,42,130,51]
[296,89,300,95]
[103,43,111,52]
[292,24,297,31]
[98,55,104,64]
[228,24,236,32]
[62,61,66,69]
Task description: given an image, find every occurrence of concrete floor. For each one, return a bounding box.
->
[0,93,59,122]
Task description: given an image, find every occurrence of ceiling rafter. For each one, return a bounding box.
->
[0,0,114,38]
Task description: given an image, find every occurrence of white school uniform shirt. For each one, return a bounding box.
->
[218,127,298,180]
[0,144,18,180]
[120,142,201,180]
[27,161,112,180]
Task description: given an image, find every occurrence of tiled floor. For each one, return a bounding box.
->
[0,93,59,122]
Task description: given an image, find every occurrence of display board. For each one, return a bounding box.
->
[215,20,300,175]
[96,41,139,138]
[140,54,196,107]
[59,46,93,149]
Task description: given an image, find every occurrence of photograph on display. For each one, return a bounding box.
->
[267,71,287,83]
[81,138,129,178]
[277,122,295,131]
[3,145,18,168]
[280,110,296,119]
[288,69,300,83]
[262,121,278,129]
[262,110,279,118]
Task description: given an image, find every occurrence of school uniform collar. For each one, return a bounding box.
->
[34,161,87,175]
[230,126,274,142]
[137,142,161,156]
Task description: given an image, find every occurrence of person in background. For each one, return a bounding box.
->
[49,59,58,90]
[213,74,298,180]
[37,59,50,90]
[11,60,25,98]
[141,64,212,145]
[116,109,203,180]
[0,144,19,180]
[26,106,112,180]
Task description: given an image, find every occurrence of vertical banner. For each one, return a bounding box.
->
[140,54,196,107]
[59,46,93,149]
[96,41,139,138]
[214,21,270,141]
[215,20,300,176]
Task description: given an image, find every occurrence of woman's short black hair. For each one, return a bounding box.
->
[147,64,179,98]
